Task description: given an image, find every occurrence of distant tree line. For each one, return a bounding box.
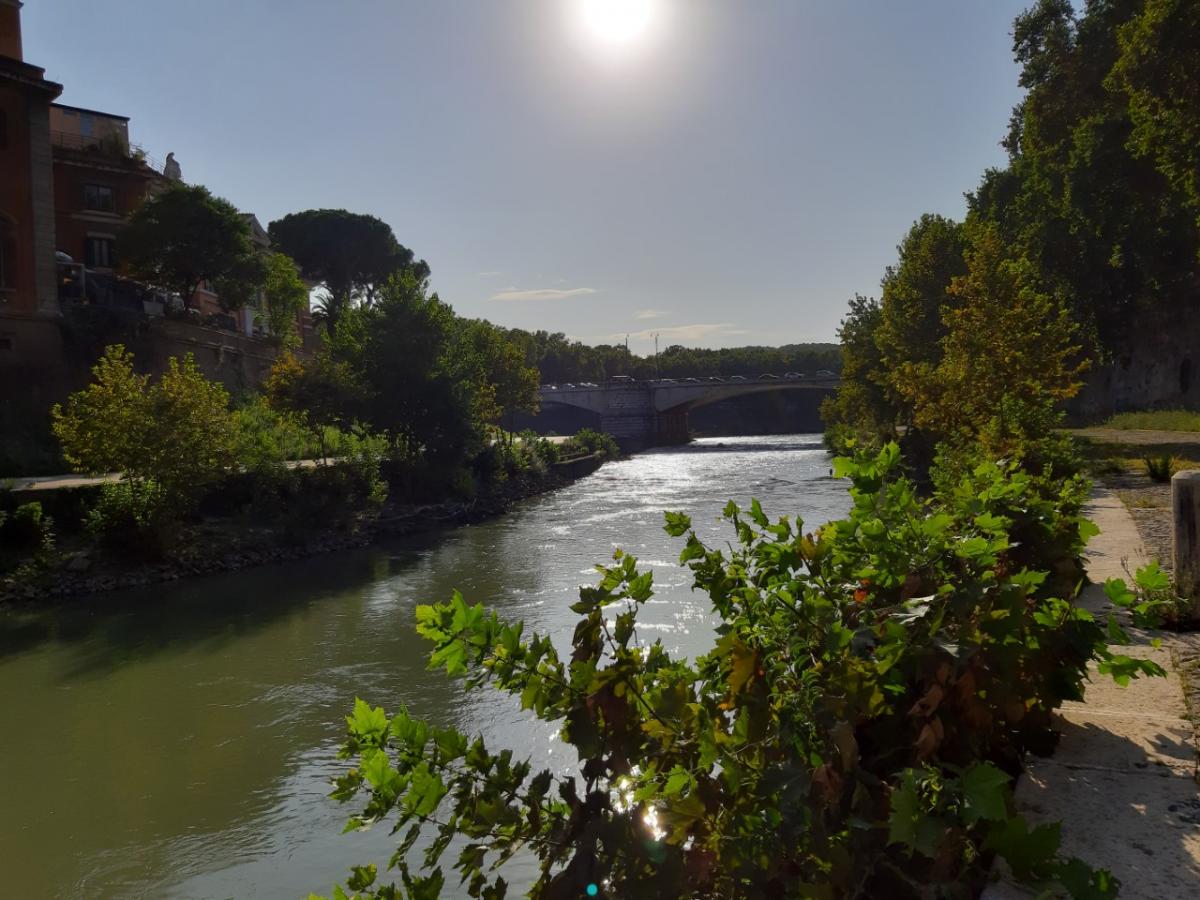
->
[500,331,840,384]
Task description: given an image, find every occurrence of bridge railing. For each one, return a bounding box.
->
[539,374,838,391]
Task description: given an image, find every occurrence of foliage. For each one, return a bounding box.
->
[231,395,330,473]
[1143,454,1175,484]
[267,350,367,461]
[451,319,541,431]
[212,250,269,313]
[564,428,620,461]
[85,480,168,559]
[820,294,894,443]
[268,209,430,332]
[119,182,255,308]
[875,215,968,414]
[262,251,311,344]
[317,444,1164,899]
[0,502,56,574]
[273,431,389,539]
[1109,0,1200,220]
[51,345,237,538]
[968,0,1200,353]
[1102,409,1200,432]
[502,328,840,385]
[275,275,540,477]
[896,224,1087,471]
[329,272,478,464]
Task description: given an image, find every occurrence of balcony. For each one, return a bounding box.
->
[50,130,166,174]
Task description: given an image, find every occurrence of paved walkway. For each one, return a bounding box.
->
[985,489,1200,898]
[3,458,332,494]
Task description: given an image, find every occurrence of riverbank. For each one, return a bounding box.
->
[0,453,604,606]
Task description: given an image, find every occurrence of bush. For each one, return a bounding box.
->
[277,430,388,542]
[1144,454,1176,483]
[568,427,620,460]
[85,481,170,560]
[0,502,56,573]
[317,444,1165,899]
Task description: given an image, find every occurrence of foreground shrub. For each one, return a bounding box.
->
[316,444,1163,899]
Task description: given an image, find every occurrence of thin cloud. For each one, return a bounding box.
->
[490,287,598,302]
[476,270,503,277]
[634,309,670,320]
[628,323,749,342]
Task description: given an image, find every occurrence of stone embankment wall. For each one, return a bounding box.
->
[1069,325,1200,420]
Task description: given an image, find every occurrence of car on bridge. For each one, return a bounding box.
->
[815,369,836,377]
[729,375,747,382]
[784,372,805,379]
[540,384,557,390]
[760,373,780,380]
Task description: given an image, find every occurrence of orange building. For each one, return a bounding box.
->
[50,102,165,273]
[0,0,62,368]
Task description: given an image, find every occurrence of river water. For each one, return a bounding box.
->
[0,435,848,899]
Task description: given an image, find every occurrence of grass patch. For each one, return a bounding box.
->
[1102,409,1200,431]
[1117,491,1167,509]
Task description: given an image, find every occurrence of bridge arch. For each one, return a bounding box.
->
[536,376,840,450]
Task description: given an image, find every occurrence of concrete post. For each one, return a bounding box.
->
[1171,469,1200,618]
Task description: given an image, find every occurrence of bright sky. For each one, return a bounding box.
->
[25,0,1028,352]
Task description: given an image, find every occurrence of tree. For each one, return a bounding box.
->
[451,319,540,436]
[119,183,254,308]
[332,272,475,463]
[266,349,365,460]
[261,252,310,345]
[1110,0,1200,219]
[51,344,237,512]
[899,224,1087,464]
[967,0,1200,353]
[820,294,895,440]
[213,251,269,313]
[267,209,430,331]
[874,214,968,413]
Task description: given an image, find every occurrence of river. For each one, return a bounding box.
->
[0,435,848,899]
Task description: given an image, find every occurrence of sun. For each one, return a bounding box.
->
[579,0,660,46]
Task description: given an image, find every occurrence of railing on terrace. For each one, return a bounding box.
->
[50,130,166,174]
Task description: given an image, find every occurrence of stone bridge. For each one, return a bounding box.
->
[538,375,841,450]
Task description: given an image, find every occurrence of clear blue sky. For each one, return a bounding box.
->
[25,0,1029,352]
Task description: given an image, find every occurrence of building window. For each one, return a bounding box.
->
[85,237,116,269]
[84,184,116,213]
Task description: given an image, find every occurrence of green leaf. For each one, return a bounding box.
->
[663,765,693,796]
[960,763,1010,823]
[346,863,377,891]
[663,510,692,537]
